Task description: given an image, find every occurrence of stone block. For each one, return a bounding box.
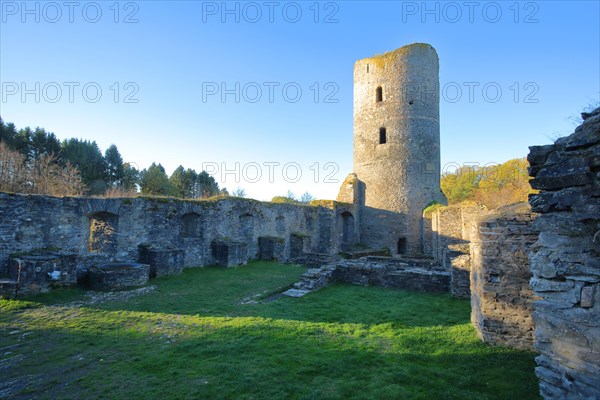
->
[89,262,150,291]
[211,239,248,267]
[8,252,78,296]
[138,244,185,278]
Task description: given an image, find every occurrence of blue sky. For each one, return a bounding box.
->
[1,1,598,200]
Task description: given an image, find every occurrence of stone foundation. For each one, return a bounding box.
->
[291,257,450,295]
[528,108,600,399]
[89,262,150,291]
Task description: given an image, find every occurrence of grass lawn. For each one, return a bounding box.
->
[0,261,540,399]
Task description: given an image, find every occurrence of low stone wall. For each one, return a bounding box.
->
[527,108,600,399]
[470,203,538,350]
[292,257,449,294]
[89,262,150,291]
[0,279,17,299]
[138,245,185,278]
[8,252,78,296]
[293,252,339,268]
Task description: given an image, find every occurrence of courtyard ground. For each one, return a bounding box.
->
[0,261,539,399]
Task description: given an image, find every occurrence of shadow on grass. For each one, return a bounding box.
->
[0,312,541,400]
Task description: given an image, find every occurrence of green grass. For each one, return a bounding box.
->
[0,261,540,399]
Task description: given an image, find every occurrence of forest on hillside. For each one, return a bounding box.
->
[440,158,534,209]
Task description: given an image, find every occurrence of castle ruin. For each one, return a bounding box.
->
[0,43,598,399]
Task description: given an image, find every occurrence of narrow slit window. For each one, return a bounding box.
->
[379,127,387,144]
[376,86,383,102]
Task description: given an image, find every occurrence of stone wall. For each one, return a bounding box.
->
[527,108,600,399]
[0,194,346,280]
[470,203,538,350]
[291,256,450,295]
[428,204,489,298]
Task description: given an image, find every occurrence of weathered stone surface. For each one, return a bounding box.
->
[282,288,310,298]
[7,252,78,296]
[138,244,184,278]
[291,257,449,294]
[427,204,490,299]
[0,279,17,299]
[211,239,248,267]
[293,252,339,268]
[528,107,600,399]
[88,262,149,291]
[348,43,446,256]
[258,236,285,261]
[470,203,539,350]
[0,194,342,279]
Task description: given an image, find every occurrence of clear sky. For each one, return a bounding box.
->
[1,1,598,200]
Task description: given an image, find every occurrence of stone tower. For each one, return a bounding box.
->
[349,43,446,255]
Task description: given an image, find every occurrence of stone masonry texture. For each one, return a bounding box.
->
[0,194,351,284]
[350,43,446,256]
[470,202,539,350]
[527,107,600,399]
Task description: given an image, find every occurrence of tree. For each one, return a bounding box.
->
[121,162,140,191]
[231,187,246,197]
[140,163,176,196]
[441,158,533,209]
[31,153,85,196]
[61,138,107,194]
[197,170,220,198]
[0,142,27,192]
[300,192,315,203]
[0,118,17,148]
[0,142,84,196]
[13,127,33,157]
[169,166,199,198]
[441,165,477,204]
[104,144,124,187]
[30,128,61,160]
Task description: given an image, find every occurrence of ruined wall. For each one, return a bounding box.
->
[470,203,538,350]
[0,193,344,277]
[527,108,600,399]
[428,204,489,298]
[291,257,450,295]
